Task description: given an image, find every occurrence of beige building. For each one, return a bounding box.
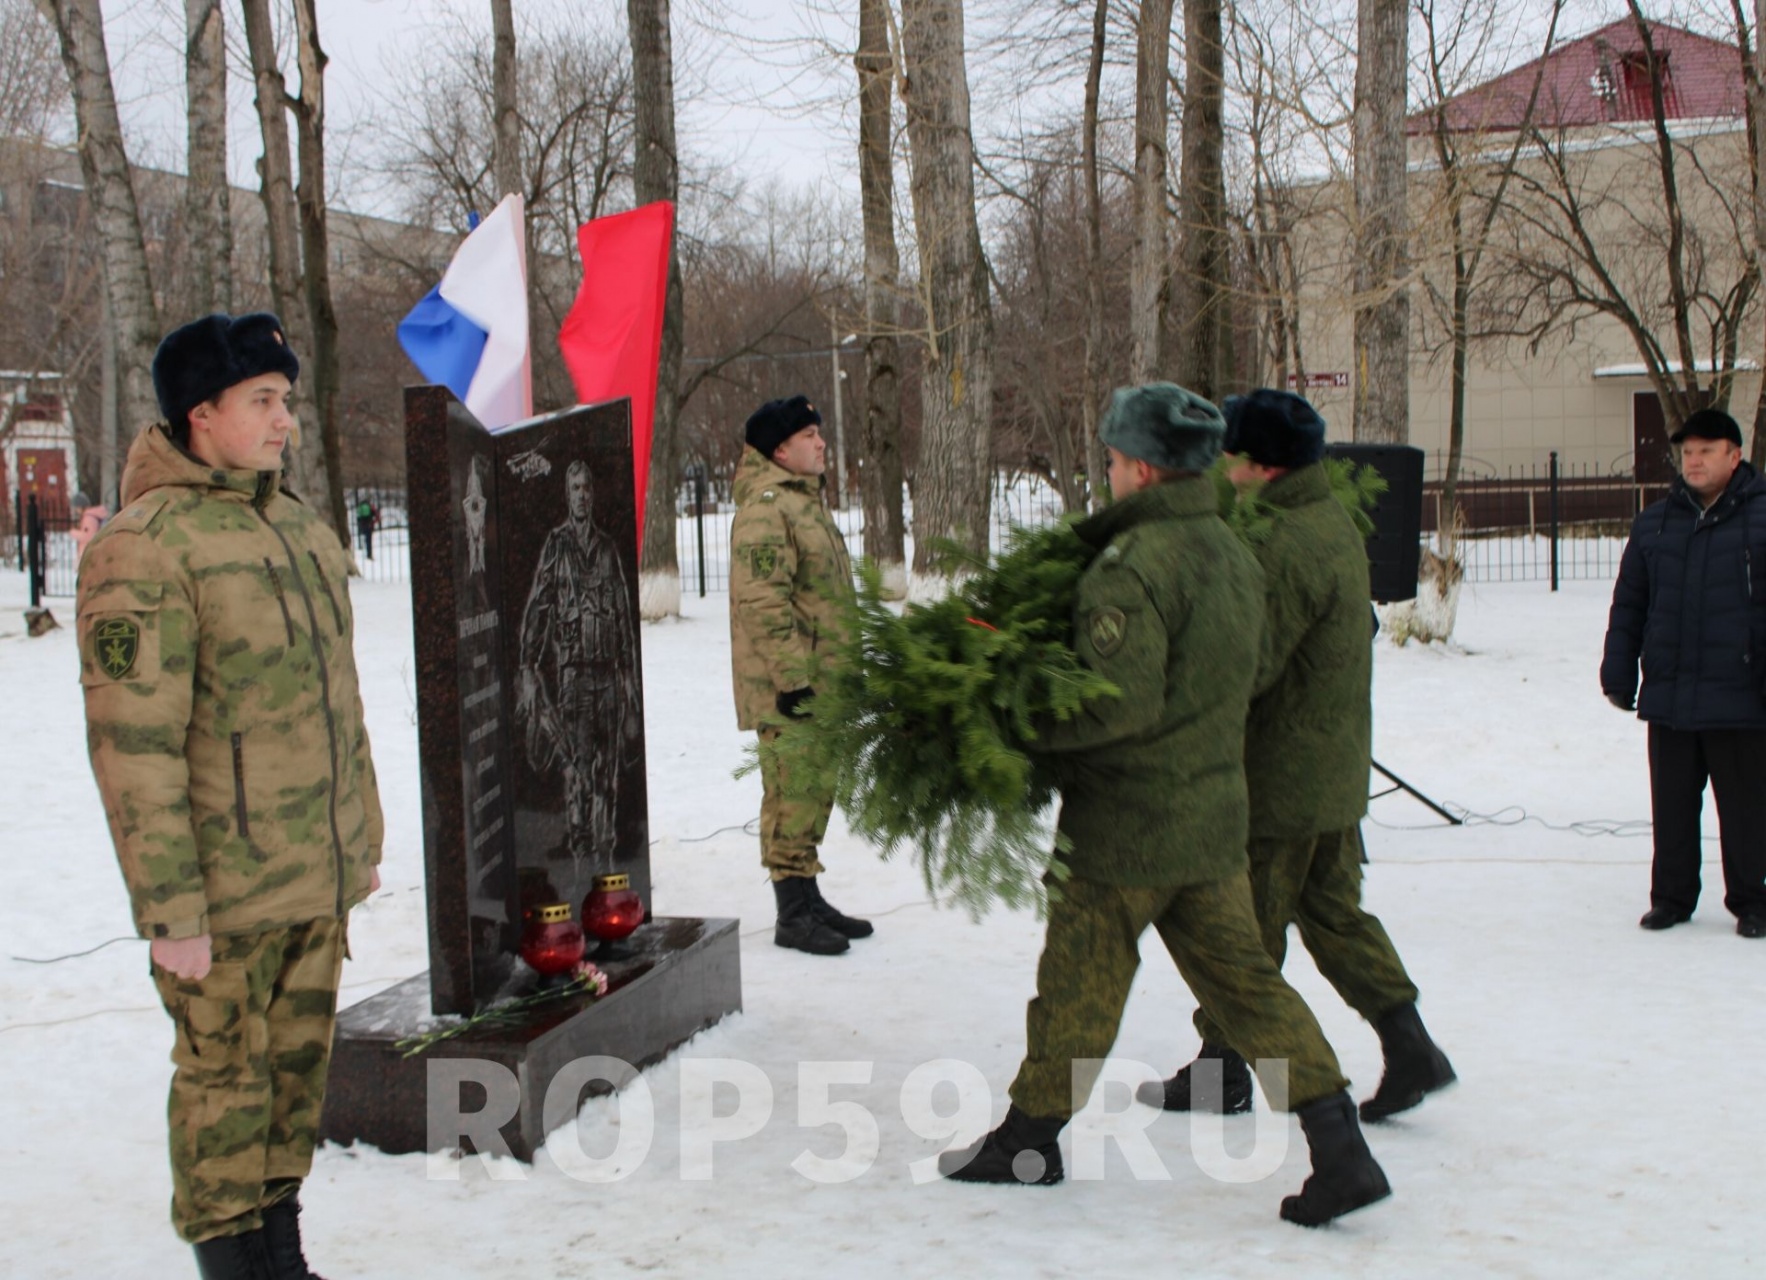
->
[1292,20,1760,484]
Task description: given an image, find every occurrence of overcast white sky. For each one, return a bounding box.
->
[85,0,1643,228]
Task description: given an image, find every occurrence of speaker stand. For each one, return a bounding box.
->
[1370,758,1462,825]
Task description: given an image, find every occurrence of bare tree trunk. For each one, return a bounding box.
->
[1744,0,1766,469]
[35,0,160,435]
[857,0,906,593]
[1351,0,1409,443]
[1081,0,1109,508]
[628,0,686,618]
[1175,0,1226,399]
[289,0,349,544]
[183,0,231,316]
[491,0,521,199]
[900,0,995,576]
[240,0,330,507]
[1129,0,1174,383]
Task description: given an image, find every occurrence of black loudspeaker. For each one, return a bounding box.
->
[1323,442,1424,603]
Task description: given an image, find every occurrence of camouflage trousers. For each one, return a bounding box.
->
[150,916,346,1243]
[1195,826,1418,1047]
[757,725,830,881]
[1009,872,1348,1120]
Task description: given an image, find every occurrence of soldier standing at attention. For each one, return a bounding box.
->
[1138,389,1455,1124]
[77,313,383,1279]
[729,394,871,956]
[937,384,1390,1226]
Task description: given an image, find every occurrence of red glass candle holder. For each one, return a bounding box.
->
[520,902,586,979]
[583,873,643,961]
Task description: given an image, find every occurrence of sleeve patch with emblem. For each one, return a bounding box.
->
[95,616,142,679]
[751,546,779,578]
[1088,606,1127,657]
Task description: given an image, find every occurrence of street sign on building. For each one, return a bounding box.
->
[1287,371,1351,390]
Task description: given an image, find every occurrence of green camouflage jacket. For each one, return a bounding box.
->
[77,425,383,941]
[728,447,854,731]
[1032,477,1264,886]
[1243,463,1374,838]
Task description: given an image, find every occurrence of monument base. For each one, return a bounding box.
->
[320,916,740,1162]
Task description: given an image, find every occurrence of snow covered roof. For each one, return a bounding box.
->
[1593,360,1761,377]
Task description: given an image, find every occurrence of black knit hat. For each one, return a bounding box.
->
[1221,388,1328,468]
[1670,408,1743,446]
[744,394,822,459]
[152,312,301,437]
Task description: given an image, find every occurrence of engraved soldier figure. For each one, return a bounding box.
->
[77,313,383,1277]
[517,460,640,866]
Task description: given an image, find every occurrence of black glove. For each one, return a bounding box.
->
[1605,691,1636,713]
[776,687,815,719]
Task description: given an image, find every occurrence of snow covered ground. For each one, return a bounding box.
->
[2,565,1760,1279]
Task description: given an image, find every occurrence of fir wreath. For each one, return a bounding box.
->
[755,456,1386,918]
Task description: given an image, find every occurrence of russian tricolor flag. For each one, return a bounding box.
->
[396,193,533,431]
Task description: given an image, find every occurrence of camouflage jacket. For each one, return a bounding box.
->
[77,425,383,941]
[1244,464,1373,839]
[1031,477,1264,887]
[728,448,855,731]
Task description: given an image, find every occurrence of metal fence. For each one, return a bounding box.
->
[11,491,76,600]
[18,460,1668,602]
[674,472,1071,595]
[1424,454,1666,586]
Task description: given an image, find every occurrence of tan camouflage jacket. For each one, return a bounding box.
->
[77,425,383,941]
[728,448,854,731]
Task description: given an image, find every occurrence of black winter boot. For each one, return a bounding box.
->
[937,1105,1065,1185]
[806,876,873,939]
[261,1193,327,1280]
[192,1228,274,1280]
[772,877,850,955]
[1280,1092,1392,1227]
[1359,1002,1456,1122]
[1134,1042,1254,1113]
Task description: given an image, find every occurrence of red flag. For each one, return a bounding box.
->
[558,201,674,558]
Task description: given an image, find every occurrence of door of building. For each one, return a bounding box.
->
[14,447,69,514]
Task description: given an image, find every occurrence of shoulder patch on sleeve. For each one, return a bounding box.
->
[1088,605,1127,657]
[750,545,779,578]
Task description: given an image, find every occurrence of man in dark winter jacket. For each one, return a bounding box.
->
[1601,407,1766,938]
[937,383,1391,1228]
[1139,389,1455,1124]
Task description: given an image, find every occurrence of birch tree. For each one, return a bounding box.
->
[491,0,521,198]
[627,0,688,618]
[1351,0,1410,442]
[1080,0,1109,506]
[856,0,906,593]
[1174,0,1227,398]
[239,0,332,514]
[1129,0,1174,382]
[289,0,348,541]
[900,0,996,575]
[33,0,160,439]
[183,0,231,316]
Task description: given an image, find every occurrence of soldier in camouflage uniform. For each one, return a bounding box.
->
[77,313,382,1279]
[1139,390,1455,1125]
[517,460,640,867]
[728,395,870,955]
[938,384,1391,1227]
